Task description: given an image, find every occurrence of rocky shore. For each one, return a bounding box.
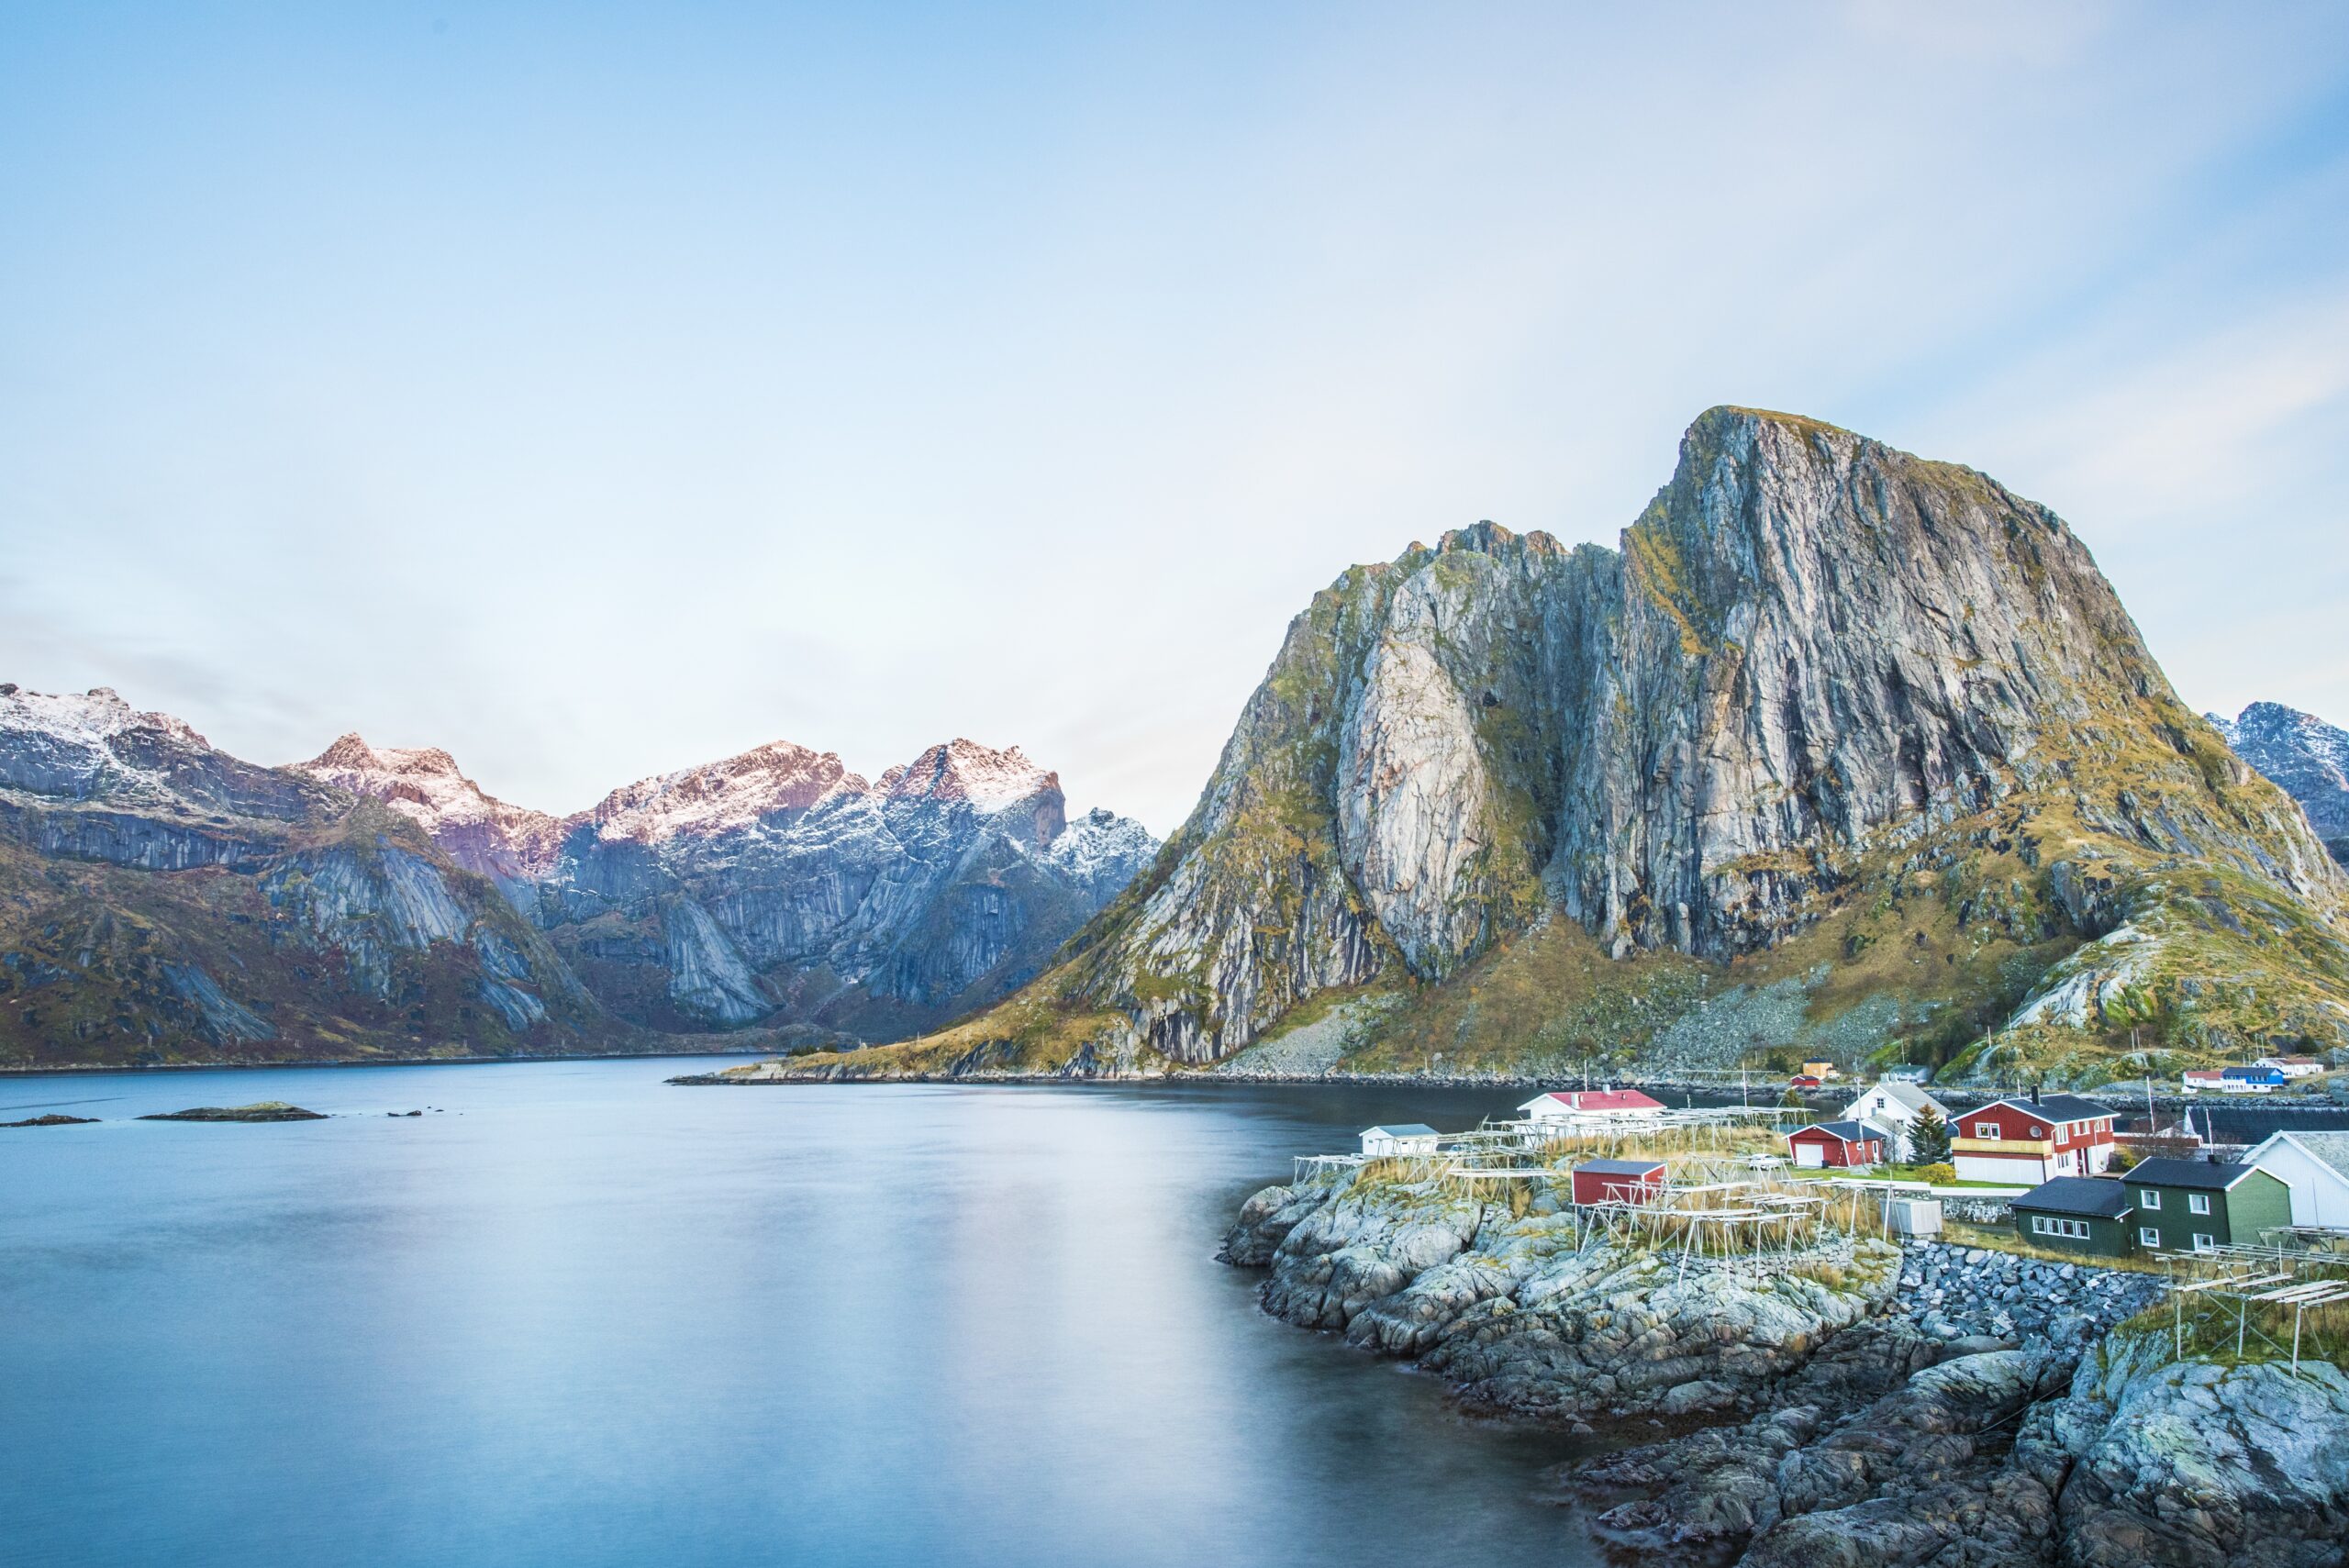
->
[1221,1174,2349,1566]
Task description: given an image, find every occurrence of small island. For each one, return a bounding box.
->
[3,1113,100,1128]
[137,1101,327,1122]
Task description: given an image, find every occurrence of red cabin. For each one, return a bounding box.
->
[1570,1159,1666,1206]
[1787,1120,1886,1169]
[1787,1074,1822,1090]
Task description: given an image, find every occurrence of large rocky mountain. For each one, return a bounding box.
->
[0,688,1152,1066]
[795,407,2349,1086]
[2210,702,2349,866]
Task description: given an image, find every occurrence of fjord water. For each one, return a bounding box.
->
[1,1062,1598,1568]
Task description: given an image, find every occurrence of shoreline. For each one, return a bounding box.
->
[664,1063,2349,1114]
[1,1047,774,1078]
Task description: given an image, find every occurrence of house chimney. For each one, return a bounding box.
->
[2031,1083,2042,1106]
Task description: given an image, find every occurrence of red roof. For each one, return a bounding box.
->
[1526,1088,1665,1114]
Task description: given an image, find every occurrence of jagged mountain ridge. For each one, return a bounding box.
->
[789,406,2349,1086]
[0,686,1154,1066]
[295,733,1157,1040]
[2210,702,2349,865]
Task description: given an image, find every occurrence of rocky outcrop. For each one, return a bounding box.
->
[1226,1171,2349,1568]
[847,406,2349,1083]
[1228,1173,1899,1423]
[2051,1329,2349,1567]
[2215,702,2349,866]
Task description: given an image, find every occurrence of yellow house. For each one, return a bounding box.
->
[1801,1060,1839,1080]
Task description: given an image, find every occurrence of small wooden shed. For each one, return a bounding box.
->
[1360,1123,1441,1158]
[1570,1158,1666,1206]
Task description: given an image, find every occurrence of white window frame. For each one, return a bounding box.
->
[2140,1227,2161,1247]
[2141,1189,2161,1209]
[2188,1193,2211,1216]
[2192,1234,2215,1252]
[2031,1216,2089,1239]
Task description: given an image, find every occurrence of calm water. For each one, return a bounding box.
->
[0,1062,1601,1568]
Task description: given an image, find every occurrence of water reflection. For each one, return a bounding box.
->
[1,1063,1598,1568]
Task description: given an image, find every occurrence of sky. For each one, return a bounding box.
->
[3,3,2346,836]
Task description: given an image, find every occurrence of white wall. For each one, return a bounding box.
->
[2245,1138,2349,1227]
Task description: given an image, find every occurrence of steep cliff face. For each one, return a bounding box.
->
[295,733,1158,1038]
[805,408,2349,1084]
[2213,701,2349,864]
[0,688,600,1066]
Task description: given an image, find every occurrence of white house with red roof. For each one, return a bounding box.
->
[1517,1088,1667,1124]
[1950,1093,2115,1184]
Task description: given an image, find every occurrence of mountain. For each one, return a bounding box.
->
[0,685,604,1065]
[783,407,2349,1087]
[0,687,1154,1067]
[2209,702,2349,866]
[290,734,1158,1041]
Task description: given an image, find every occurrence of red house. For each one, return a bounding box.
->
[1787,1120,1887,1169]
[1570,1159,1666,1206]
[1951,1094,2115,1184]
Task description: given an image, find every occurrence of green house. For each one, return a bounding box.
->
[2123,1158,2294,1254]
[2010,1176,2135,1258]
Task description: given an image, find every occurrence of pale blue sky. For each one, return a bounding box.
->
[4,3,2346,833]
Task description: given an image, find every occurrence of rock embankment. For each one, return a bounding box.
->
[1897,1240,2161,1347]
[137,1101,326,1122]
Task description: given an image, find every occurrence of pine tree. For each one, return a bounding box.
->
[1910,1106,1951,1164]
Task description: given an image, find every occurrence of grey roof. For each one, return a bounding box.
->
[2127,1157,2264,1191]
[1575,1158,1666,1175]
[2013,1177,2133,1218]
[1849,1081,1947,1116]
[1980,1094,2112,1122]
[1365,1123,1440,1138]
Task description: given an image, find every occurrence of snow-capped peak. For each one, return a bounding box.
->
[879,739,1057,813]
[1044,806,1160,897]
[582,740,863,844]
[0,684,215,803]
[294,732,536,832]
[0,684,206,751]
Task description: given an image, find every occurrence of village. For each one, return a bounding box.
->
[1332,1065,2349,1370]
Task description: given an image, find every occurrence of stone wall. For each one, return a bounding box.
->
[1895,1239,2161,1347]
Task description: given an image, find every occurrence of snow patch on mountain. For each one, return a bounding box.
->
[1044,806,1161,902]
[580,740,864,845]
[0,684,210,802]
[880,739,1056,814]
